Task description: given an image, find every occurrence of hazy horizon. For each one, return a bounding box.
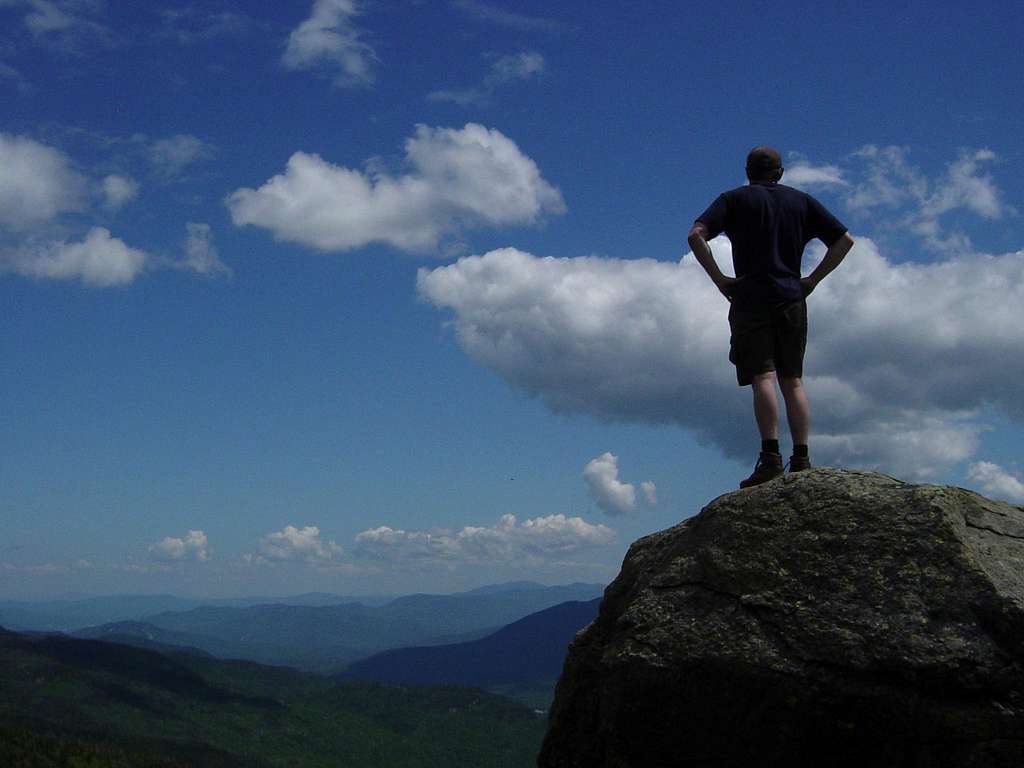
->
[0,578,604,604]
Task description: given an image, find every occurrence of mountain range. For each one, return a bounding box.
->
[340,598,601,707]
[7,581,604,672]
[0,591,395,633]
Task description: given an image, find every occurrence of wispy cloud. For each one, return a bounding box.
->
[227,123,565,253]
[428,50,545,106]
[13,0,116,53]
[157,7,259,45]
[149,133,214,179]
[282,0,376,88]
[1,557,178,576]
[792,145,1011,255]
[640,480,657,505]
[783,161,847,189]
[1,559,93,575]
[178,221,230,277]
[450,0,564,32]
[0,60,29,90]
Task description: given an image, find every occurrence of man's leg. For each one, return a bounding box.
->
[751,371,779,441]
[780,376,811,470]
[739,371,784,488]
[779,377,809,445]
[774,299,810,471]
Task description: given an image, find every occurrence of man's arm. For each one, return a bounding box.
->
[688,222,736,300]
[801,231,854,296]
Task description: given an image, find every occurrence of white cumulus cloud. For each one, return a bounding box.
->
[226,123,565,253]
[252,525,343,565]
[0,132,87,230]
[582,452,655,515]
[149,530,210,562]
[418,238,1024,479]
[1,226,148,286]
[0,133,225,287]
[353,513,616,568]
[967,461,1024,503]
[101,174,139,209]
[283,0,376,88]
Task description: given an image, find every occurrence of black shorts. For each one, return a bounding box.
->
[728,299,807,386]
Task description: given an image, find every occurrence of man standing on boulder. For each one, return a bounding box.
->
[688,147,854,488]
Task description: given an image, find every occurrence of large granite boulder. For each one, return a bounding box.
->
[539,468,1024,767]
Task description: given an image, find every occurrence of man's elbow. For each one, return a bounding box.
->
[687,224,707,248]
[828,231,854,260]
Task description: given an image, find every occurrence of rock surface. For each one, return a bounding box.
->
[538,468,1024,767]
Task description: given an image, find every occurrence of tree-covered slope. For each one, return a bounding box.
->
[0,626,545,767]
[341,599,600,687]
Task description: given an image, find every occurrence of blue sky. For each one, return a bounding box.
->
[2,0,1023,599]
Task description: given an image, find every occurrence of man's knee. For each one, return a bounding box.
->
[779,376,802,392]
[780,377,808,408]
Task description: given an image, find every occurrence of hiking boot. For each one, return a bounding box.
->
[788,455,812,472]
[739,452,784,489]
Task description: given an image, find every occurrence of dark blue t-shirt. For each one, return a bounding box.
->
[696,182,847,308]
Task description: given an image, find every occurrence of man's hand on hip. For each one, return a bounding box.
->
[716,275,738,300]
[688,222,736,301]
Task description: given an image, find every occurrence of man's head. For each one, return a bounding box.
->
[746,146,783,183]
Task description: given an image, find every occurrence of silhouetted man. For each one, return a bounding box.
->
[688,147,854,488]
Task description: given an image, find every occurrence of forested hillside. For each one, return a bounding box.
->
[0,626,545,767]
